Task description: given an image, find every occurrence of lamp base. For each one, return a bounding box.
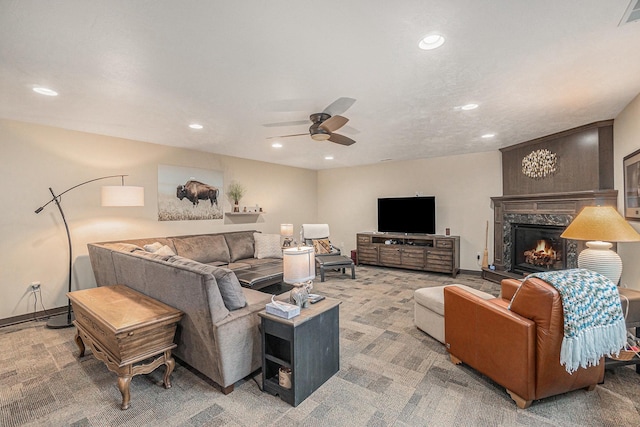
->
[577,241,622,285]
[46,312,75,329]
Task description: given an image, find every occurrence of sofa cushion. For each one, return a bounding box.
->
[253,233,283,259]
[103,242,143,253]
[168,256,247,311]
[225,232,255,262]
[172,235,231,264]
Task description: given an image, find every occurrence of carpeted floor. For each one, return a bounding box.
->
[1,266,639,426]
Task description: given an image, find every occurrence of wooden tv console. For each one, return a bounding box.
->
[356,232,460,277]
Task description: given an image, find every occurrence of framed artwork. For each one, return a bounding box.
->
[158,165,224,221]
[624,149,640,221]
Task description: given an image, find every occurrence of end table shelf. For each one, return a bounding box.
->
[259,298,340,407]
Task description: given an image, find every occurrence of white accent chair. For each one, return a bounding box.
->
[301,224,341,255]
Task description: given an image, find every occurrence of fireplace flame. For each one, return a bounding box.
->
[534,239,556,257]
[524,239,559,267]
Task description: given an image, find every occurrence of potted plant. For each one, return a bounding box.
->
[227,181,245,212]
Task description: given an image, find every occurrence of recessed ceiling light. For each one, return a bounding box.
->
[271,142,283,148]
[33,87,58,96]
[481,133,495,139]
[324,155,334,160]
[460,103,478,110]
[188,123,203,130]
[418,34,445,50]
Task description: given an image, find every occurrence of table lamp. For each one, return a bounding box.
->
[281,223,294,247]
[560,205,640,284]
[283,246,315,307]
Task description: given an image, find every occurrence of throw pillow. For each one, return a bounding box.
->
[144,242,164,252]
[143,242,176,256]
[312,238,331,254]
[254,233,283,259]
[154,245,176,256]
[168,256,247,311]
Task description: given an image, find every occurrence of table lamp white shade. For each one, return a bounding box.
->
[283,246,315,284]
[561,206,640,284]
[101,186,145,206]
[280,223,294,237]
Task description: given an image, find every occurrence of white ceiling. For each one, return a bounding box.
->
[2,1,640,170]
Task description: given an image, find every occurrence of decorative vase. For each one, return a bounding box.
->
[233,201,240,212]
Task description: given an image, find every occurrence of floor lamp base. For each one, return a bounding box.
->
[46,312,75,329]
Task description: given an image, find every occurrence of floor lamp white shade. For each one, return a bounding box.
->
[101,185,145,206]
[577,241,623,285]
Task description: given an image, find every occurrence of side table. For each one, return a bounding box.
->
[259,297,341,406]
[606,287,640,373]
[68,285,183,410]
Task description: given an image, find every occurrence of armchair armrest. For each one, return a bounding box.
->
[444,286,536,401]
[500,278,522,301]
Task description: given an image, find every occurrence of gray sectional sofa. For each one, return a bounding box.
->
[87,230,284,394]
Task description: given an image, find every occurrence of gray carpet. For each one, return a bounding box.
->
[1,266,639,426]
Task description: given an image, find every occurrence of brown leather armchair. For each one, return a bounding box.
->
[444,277,604,409]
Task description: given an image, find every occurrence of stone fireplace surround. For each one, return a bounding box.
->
[485,190,618,282]
[506,215,575,273]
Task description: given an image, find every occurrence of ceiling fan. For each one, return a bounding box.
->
[266,97,357,146]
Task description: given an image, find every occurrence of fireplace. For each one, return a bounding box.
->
[511,224,566,274]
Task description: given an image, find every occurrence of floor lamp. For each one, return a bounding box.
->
[35,175,144,328]
[560,205,640,285]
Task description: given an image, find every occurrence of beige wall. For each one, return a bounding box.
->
[615,92,640,290]
[1,119,317,321]
[317,151,503,271]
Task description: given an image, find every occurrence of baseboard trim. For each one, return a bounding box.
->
[460,269,482,276]
[0,306,67,328]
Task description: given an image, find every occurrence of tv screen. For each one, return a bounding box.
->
[377,197,436,234]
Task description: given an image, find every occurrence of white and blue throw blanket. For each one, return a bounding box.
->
[519,269,626,373]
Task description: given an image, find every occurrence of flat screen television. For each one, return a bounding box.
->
[377,196,436,234]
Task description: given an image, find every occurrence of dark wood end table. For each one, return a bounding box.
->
[259,297,341,407]
[68,285,183,410]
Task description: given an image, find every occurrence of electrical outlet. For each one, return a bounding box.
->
[31,281,41,292]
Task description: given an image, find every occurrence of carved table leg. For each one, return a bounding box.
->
[74,331,85,357]
[118,374,132,410]
[163,350,175,389]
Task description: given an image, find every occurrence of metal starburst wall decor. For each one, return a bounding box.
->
[521,148,557,179]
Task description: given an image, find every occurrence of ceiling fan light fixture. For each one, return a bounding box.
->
[418,33,445,50]
[311,133,331,141]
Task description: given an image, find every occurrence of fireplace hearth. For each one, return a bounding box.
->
[511,223,566,274]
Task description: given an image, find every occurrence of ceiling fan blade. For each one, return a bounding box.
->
[267,133,308,139]
[328,133,356,146]
[262,120,309,128]
[320,115,348,133]
[323,97,356,116]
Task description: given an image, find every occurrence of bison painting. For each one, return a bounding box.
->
[176,180,219,207]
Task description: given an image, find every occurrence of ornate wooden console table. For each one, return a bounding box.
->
[68,285,183,410]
